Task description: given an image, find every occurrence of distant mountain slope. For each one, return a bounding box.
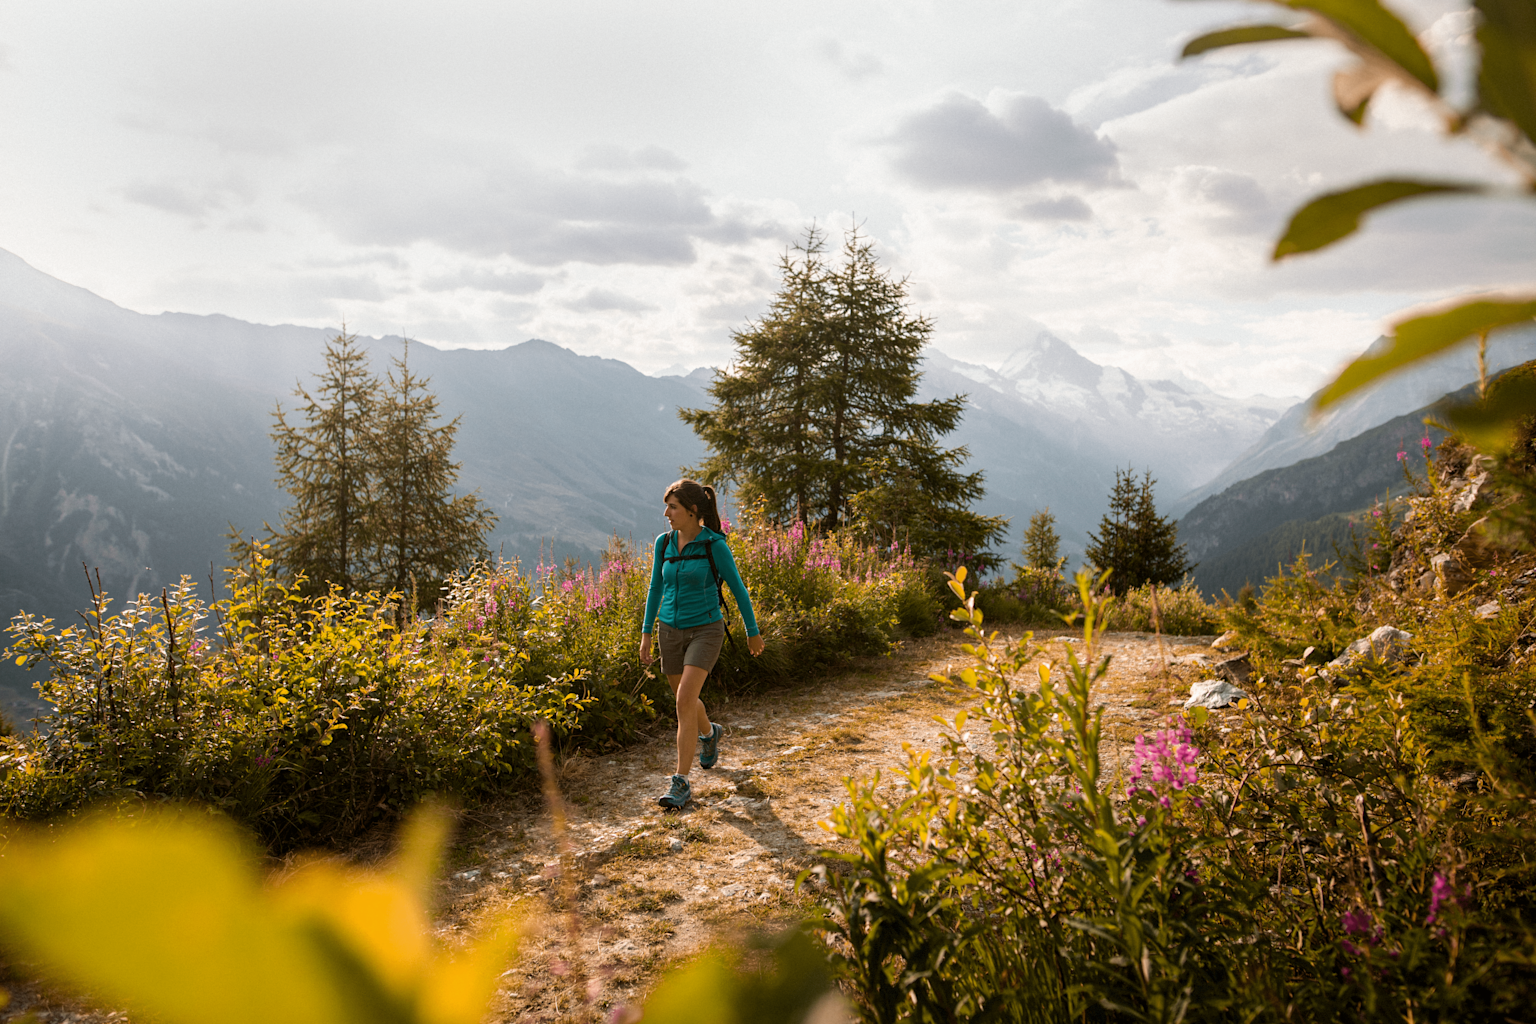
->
[1169,330,1536,519]
[1176,384,1472,598]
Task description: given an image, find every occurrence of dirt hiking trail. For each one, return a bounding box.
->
[447,628,1219,1023]
[0,629,1224,1024]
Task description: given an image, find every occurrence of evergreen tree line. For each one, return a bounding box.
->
[241,332,496,609]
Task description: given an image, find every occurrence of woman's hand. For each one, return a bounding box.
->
[639,633,654,665]
[748,634,765,657]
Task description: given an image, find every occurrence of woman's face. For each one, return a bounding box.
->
[663,496,697,531]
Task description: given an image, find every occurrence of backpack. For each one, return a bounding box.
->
[662,530,737,647]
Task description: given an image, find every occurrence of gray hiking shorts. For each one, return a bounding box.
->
[657,619,726,676]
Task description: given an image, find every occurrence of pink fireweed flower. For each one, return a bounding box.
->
[1128,719,1199,795]
[1340,908,1384,955]
[1397,450,1407,462]
[1421,436,1432,451]
[1426,872,1465,925]
[1342,908,1374,937]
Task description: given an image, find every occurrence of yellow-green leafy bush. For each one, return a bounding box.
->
[2,554,587,848]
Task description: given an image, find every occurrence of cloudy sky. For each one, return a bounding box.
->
[1,0,1530,397]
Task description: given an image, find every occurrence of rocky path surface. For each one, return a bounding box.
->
[0,628,1223,1024]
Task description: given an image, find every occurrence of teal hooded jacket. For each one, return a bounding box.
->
[641,527,759,636]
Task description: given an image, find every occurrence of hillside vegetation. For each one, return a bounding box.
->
[0,514,934,849]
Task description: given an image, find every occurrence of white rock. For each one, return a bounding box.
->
[1477,601,1502,620]
[1327,626,1414,674]
[1211,630,1240,651]
[455,869,482,882]
[668,837,684,852]
[1184,678,1248,710]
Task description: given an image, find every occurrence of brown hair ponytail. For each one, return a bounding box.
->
[664,478,723,533]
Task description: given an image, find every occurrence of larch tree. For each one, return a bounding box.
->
[269,330,380,594]
[1022,508,1063,570]
[1084,468,1192,594]
[682,224,1006,564]
[369,340,497,610]
[262,332,495,605]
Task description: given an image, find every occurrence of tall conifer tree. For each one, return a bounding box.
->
[263,332,495,604]
[270,331,380,594]
[682,225,1005,562]
[370,341,496,607]
[1085,468,1191,594]
[1022,508,1063,570]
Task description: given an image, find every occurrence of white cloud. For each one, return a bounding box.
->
[1012,195,1094,221]
[565,288,656,313]
[300,151,778,267]
[886,93,1120,193]
[817,39,884,81]
[421,267,546,295]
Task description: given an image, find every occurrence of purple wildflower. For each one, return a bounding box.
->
[1342,908,1374,937]
[1426,872,1465,925]
[1128,719,1199,796]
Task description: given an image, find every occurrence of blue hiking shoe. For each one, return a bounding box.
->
[698,723,724,769]
[657,773,691,810]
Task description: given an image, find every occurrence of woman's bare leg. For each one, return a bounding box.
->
[668,666,712,776]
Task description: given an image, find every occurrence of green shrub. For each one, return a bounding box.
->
[815,569,1536,1022]
[1100,580,1219,636]
[1220,441,1536,775]
[971,565,1075,626]
[0,555,586,849]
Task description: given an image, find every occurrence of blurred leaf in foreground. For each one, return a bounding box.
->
[637,930,844,1024]
[1317,296,1536,409]
[0,805,522,1024]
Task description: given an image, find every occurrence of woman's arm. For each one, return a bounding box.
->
[711,541,759,638]
[640,534,667,637]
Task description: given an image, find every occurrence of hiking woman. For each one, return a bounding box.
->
[639,478,764,809]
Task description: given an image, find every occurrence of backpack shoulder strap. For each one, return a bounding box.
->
[702,538,737,647]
